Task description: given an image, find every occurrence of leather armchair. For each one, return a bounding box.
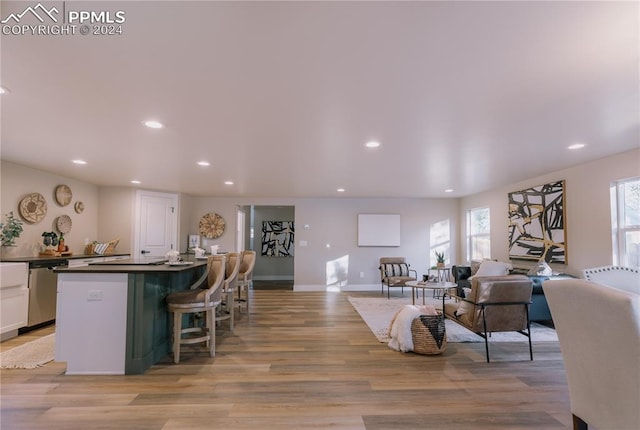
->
[452,265,472,295]
[452,264,567,322]
[443,274,533,362]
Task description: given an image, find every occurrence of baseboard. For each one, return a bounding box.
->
[293,284,379,292]
[253,275,294,281]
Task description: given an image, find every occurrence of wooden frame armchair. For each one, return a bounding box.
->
[379,257,417,299]
[443,275,533,362]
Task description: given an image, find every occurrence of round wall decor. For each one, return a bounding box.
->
[55,184,73,206]
[18,192,47,224]
[56,214,72,234]
[74,201,85,214]
[199,212,225,239]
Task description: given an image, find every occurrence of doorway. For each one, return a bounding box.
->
[238,205,295,285]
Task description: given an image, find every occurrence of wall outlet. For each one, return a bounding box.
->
[360,271,365,278]
[87,290,103,301]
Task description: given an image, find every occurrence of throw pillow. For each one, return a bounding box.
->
[470,260,483,276]
[475,260,512,277]
[383,263,409,277]
[455,298,474,317]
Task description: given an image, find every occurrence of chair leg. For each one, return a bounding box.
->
[572,414,588,430]
[245,282,251,313]
[526,307,533,361]
[227,289,235,332]
[206,308,215,357]
[172,310,181,364]
[481,307,490,362]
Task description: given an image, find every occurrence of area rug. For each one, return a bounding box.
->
[0,333,55,369]
[347,295,558,343]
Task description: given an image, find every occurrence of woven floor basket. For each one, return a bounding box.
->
[411,312,447,355]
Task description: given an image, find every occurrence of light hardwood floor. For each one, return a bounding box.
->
[1,290,572,429]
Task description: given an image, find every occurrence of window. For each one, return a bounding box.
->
[467,207,490,262]
[611,177,640,268]
[430,219,450,266]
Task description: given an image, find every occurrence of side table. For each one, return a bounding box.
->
[427,266,452,283]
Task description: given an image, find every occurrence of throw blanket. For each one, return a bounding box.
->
[388,304,438,352]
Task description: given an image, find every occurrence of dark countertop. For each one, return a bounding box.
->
[0,253,131,264]
[54,256,207,273]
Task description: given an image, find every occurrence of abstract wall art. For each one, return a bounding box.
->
[508,180,566,263]
[261,221,295,257]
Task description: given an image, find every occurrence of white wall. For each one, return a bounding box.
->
[458,148,640,276]
[0,161,99,257]
[188,196,459,287]
[4,149,636,282]
[97,187,135,254]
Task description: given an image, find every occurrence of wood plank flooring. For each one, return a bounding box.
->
[1,290,572,429]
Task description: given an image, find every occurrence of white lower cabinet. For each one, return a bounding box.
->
[0,262,29,340]
[55,272,128,374]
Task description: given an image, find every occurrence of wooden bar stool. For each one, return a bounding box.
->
[166,254,225,364]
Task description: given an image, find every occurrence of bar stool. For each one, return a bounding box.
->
[236,250,256,314]
[215,252,240,332]
[166,254,225,364]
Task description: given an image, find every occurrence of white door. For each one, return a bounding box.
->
[134,190,178,258]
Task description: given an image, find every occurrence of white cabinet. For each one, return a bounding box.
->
[55,272,128,374]
[68,257,103,267]
[0,262,29,340]
[104,255,130,262]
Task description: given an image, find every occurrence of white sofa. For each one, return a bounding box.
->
[582,265,639,294]
[544,278,640,430]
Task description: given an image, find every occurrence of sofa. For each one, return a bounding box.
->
[544,278,640,430]
[452,264,572,322]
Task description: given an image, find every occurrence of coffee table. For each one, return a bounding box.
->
[406,280,457,305]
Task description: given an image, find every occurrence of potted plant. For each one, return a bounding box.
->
[435,251,446,268]
[0,211,24,247]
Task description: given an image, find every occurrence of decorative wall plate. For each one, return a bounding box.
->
[74,201,85,214]
[19,192,47,223]
[56,214,72,234]
[199,212,225,239]
[55,184,73,206]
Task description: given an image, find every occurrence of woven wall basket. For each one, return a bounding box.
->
[411,312,447,355]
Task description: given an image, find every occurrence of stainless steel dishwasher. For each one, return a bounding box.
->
[27,259,68,327]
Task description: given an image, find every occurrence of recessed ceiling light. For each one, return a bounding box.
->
[197,161,210,167]
[568,143,586,150]
[143,120,163,129]
[72,159,87,165]
[130,180,141,185]
[445,189,454,193]
[224,180,234,185]
[337,188,345,192]
[365,141,380,148]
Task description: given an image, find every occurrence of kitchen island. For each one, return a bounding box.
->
[54,257,207,375]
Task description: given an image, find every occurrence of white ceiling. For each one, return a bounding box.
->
[1,1,638,198]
